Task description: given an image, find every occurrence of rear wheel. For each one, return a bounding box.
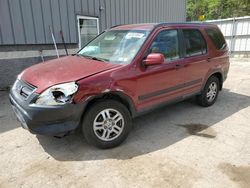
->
[82,100,132,149]
[197,76,220,107]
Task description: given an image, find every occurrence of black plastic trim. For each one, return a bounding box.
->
[138,78,202,101]
[135,90,200,117]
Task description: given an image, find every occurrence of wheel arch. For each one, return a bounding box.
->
[203,71,223,91]
[212,72,223,90]
[82,91,137,118]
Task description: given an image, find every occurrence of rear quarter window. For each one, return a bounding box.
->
[205,27,226,50]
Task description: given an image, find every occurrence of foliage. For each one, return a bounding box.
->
[187,0,250,21]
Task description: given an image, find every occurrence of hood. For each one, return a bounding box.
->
[21,56,120,93]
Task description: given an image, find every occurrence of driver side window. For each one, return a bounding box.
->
[149,30,180,62]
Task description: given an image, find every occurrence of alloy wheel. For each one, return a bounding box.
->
[206,82,217,102]
[93,108,124,141]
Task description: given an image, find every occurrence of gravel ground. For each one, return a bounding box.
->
[0,59,249,188]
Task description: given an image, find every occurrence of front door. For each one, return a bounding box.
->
[136,29,188,110]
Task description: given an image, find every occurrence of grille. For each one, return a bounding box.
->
[12,79,36,99]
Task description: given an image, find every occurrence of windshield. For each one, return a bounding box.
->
[78,30,150,64]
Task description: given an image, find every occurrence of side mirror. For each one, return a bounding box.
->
[143,53,164,66]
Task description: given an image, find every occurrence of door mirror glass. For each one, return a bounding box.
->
[144,53,165,66]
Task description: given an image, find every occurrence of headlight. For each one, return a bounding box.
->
[35,82,78,106]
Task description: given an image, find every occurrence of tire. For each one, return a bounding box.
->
[196,76,220,107]
[82,100,132,149]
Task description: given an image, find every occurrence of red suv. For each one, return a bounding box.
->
[10,23,229,148]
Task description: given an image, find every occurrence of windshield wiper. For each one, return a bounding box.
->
[77,54,107,62]
[91,56,106,62]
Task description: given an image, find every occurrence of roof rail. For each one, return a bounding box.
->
[155,21,215,28]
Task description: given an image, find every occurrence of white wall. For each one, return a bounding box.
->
[207,16,250,55]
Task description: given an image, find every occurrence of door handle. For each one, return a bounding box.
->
[175,64,182,69]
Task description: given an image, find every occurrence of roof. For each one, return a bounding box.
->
[111,23,157,31]
[111,22,216,31]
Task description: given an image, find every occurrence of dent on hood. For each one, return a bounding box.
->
[19,56,120,94]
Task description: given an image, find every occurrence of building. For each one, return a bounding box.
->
[0,0,186,88]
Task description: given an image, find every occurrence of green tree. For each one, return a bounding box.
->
[187,0,250,21]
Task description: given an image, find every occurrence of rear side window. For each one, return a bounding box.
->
[183,29,207,57]
[205,27,226,50]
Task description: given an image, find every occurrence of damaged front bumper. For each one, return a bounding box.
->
[9,88,85,136]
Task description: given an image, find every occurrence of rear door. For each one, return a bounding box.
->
[180,28,210,94]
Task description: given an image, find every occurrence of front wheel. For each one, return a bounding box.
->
[82,100,132,149]
[196,76,220,107]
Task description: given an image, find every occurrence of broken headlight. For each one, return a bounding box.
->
[35,82,78,106]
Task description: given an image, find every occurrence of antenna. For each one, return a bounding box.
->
[49,26,59,58]
[60,30,68,56]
